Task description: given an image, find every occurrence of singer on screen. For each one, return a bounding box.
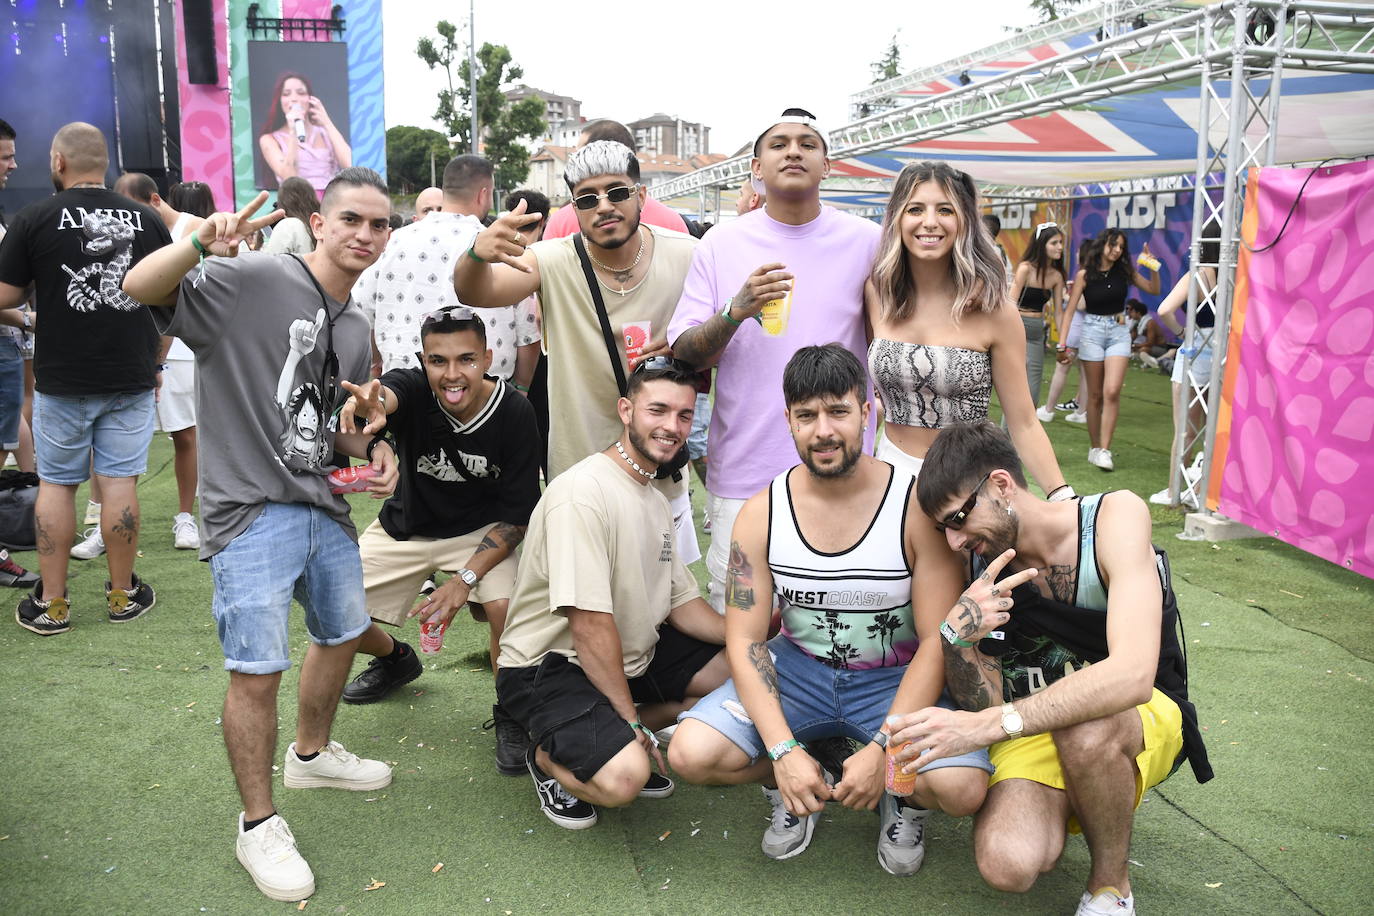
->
[258,71,351,195]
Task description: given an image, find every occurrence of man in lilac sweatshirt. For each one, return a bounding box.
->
[669,108,879,613]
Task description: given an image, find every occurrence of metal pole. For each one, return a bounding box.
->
[1262,0,1289,166]
[469,0,478,153]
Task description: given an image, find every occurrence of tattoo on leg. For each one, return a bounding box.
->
[747,641,779,699]
[112,506,137,545]
[34,513,54,556]
[955,594,982,640]
[941,638,995,711]
[725,540,755,610]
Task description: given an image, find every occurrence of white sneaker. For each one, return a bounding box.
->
[1035,406,1055,423]
[70,527,105,560]
[235,812,315,902]
[1089,448,1115,471]
[760,785,821,860]
[1065,410,1088,424]
[1076,886,1135,915]
[283,740,392,790]
[83,500,101,527]
[876,793,928,876]
[172,512,200,550]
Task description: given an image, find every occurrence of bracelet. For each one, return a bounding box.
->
[190,234,208,256]
[465,245,488,264]
[719,299,742,327]
[1046,484,1077,502]
[767,738,800,761]
[940,620,977,649]
[365,435,392,461]
[512,382,530,393]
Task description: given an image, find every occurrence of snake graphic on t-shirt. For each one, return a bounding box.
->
[60,209,139,313]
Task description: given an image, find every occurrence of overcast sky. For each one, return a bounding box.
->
[382,0,1044,154]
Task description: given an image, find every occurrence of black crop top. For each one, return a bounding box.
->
[1017,286,1052,311]
[1081,270,1129,316]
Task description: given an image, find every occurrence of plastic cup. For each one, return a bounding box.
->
[759,284,793,337]
[623,320,651,363]
[885,739,917,796]
[327,464,379,494]
[419,618,449,655]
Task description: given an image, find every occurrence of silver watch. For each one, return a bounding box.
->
[457,568,478,587]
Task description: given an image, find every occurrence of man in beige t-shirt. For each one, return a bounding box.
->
[495,360,726,831]
[454,141,700,564]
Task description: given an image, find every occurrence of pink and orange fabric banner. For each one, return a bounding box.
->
[1212,160,1374,579]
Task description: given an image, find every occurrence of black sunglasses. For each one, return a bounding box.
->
[421,306,478,326]
[571,185,637,211]
[935,471,992,533]
[631,355,694,376]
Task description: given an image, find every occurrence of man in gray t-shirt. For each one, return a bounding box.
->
[123,169,400,904]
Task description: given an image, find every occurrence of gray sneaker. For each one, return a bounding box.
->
[760,785,820,860]
[877,793,928,876]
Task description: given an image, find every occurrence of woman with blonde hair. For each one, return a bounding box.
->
[866,160,1071,499]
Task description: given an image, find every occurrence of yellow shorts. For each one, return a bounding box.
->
[988,688,1184,834]
[359,519,518,626]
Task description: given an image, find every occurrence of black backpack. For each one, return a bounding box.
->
[0,470,39,552]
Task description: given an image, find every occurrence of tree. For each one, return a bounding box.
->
[416,23,546,190]
[385,125,450,195]
[871,32,902,84]
[1029,0,1087,23]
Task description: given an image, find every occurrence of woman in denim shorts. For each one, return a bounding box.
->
[1062,229,1160,471]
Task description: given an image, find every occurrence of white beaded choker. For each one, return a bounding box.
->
[614,440,655,479]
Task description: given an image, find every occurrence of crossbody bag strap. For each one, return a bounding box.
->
[572,234,628,397]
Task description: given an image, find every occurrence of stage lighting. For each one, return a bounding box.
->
[958,71,972,86]
[1133,13,1148,30]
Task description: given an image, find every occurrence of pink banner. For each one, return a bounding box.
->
[174,0,233,210]
[1215,160,1374,579]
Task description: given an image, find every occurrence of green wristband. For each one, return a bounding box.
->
[719,300,742,327]
[190,234,208,256]
[466,245,488,264]
[767,738,800,761]
[941,620,977,649]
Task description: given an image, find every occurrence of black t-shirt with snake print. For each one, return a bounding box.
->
[0,188,171,396]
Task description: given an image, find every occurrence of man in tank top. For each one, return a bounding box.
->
[891,421,1212,916]
[669,345,993,876]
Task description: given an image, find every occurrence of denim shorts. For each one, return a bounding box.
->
[1171,339,1215,387]
[1076,313,1132,361]
[688,392,712,460]
[679,633,993,773]
[210,502,371,674]
[0,336,23,450]
[32,389,155,485]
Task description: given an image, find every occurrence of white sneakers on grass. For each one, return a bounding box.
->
[173,512,200,550]
[1088,448,1115,471]
[1035,405,1055,423]
[283,740,392,790]
[236,813,314,902]
[70,527,105,560]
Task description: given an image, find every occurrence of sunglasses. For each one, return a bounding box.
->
[631,355,694,375]
[571,184,637,211]
[934,471,991,533]
[1036,221,1059,236]
[421,305,478,325]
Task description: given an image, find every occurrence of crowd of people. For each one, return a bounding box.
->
[0,110,1213,914]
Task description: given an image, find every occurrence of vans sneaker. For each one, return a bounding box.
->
[877,794,929,876]
[173,512,200,550]
[0,549,38,588]
[16,584,70,636]
[760,785,820,860]
[638,771,675,799]
[283,741,392,790]
[526,745,597,829]
[70,527,105,560]
[107,574,156,622]
[482,702,529,775]
[1056,399,1080,412]
[235,812,315,902]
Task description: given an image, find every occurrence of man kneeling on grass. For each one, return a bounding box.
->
[888,421,1212,915]
[337,305,541,775]
[495,357,728,829]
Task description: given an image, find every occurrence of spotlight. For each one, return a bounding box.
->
[958,71,972,86]
[1132,13,1147,30]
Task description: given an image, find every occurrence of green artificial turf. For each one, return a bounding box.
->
[1,365,1370,914]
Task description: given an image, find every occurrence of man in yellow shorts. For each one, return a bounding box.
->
[889,421,1212,916]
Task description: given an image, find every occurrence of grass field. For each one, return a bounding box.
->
[1,363,1370,915]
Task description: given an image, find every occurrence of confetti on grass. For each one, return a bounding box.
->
[363,880,386,891]
[658,830,671,842]
[432,863,444,873]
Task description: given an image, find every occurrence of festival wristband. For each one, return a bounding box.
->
[940,620,977,649]
[719,299,742,327]
[767,738,800,761]
[190,234,209,256]
[512,383,530,393]
[465,245,489,264]
[630,721,660,748]
[1046,484,1077,502]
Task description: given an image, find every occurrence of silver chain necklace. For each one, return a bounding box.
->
[614,440,654,479]
[587,227,647,295]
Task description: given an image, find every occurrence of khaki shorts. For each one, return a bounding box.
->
[359,518,518,626]
[988,687,1184,834]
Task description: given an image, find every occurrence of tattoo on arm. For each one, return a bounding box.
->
[955,595,982,640]
[1043,564,1076,603]
[673,314,738,367]
[941,638,996,711]
[472,522,525,558]
[112,506,137,545]
[747,641,779,699]
[725,540,756,610]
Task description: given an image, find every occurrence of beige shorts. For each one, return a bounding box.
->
[359,519,519,626]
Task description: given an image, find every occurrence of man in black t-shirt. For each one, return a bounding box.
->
[0,122,169,636]
[339,306,541,772]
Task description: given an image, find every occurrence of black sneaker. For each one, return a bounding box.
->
[0,549,38,588]
[638,771,675,799]
[106,573,155,623]
[341,642,423,704]
[482,703,530,775]
[526,745,597,830]
[1056,399,1080,412]
[16,582,71,636]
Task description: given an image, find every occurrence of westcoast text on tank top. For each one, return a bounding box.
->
[768,463,916,670]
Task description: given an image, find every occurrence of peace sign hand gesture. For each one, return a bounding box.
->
[947,548,1039,644]
[194,191,284,258]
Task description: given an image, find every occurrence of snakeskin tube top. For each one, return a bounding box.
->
[868,338,992,429]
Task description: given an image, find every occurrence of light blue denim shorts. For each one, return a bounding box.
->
[210,502,370,674]
[32,389,155,484]
[1077,313,1132,361]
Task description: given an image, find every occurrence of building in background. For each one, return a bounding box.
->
[629,114,710,158]
[505,85,584,148]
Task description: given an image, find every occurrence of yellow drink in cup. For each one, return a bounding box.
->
[1137,252,1160,271]
[759,282,793,337]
